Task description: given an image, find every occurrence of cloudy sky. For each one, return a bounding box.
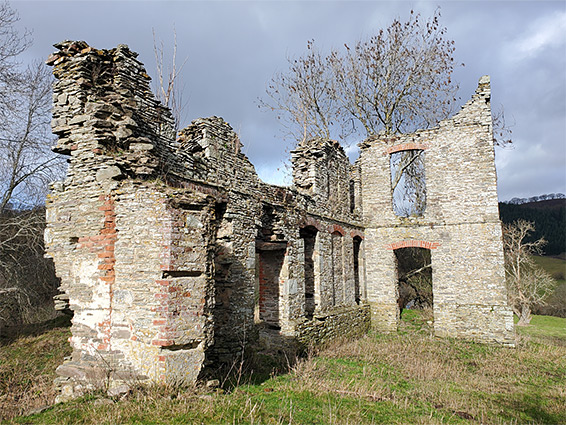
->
[12,0,566,201]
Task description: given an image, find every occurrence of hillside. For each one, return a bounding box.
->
[499,198,566,255]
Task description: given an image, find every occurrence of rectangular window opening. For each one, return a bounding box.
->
[390,149,426,217]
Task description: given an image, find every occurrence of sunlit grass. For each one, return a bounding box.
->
[515,314,566,340]
[3,311,565,424]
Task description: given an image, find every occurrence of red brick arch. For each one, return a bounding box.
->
[350,230,364,239]
[329,224,346,236]
[386,143,429,155]
[385,240,440,250]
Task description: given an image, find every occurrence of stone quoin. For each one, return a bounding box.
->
[44,41,515,401]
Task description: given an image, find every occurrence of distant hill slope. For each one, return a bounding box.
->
[499,198,565,255]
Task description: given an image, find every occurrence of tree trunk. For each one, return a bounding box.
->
[517,305,532,326]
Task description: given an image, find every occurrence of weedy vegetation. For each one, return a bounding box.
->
[2,310,565,424]
[0,315,71,421]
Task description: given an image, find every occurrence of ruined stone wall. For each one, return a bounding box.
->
[291,138,355,218]
[45,41,514,400]
[46,41,367,399]
[359,76,514,345]
[295,304,371,349]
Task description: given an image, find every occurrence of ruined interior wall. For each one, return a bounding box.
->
[360,77,514,345]
[46,42,368,397]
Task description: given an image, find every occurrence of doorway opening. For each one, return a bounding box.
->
[300,226,318,319]
[394,247,432,318]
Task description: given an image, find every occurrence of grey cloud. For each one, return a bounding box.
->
[11,1,566,200]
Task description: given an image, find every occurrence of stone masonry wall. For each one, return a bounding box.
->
[45,42,514,400]
[45,41,368,399]
[359,76,515,345]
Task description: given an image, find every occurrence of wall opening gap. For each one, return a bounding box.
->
[394,247,432,319]
[330,231,344,306]
[390,149,426,217]
[256,241,286,329]
[353,236,362,305]
[300,226,318,319]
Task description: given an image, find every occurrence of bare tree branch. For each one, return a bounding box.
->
[262,9,460,147]
[503,220,555,326]
[492,104,514,147]
[152,27,188,131]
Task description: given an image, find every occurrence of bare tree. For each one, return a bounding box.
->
[262,9,459,146]
[152,28,188,131]
[333,9,458,136]
[503,220,555,326]
[261,40,338,144]
[0,2,63,325]
[0,61,62,213]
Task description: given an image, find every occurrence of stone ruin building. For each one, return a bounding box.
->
[44,41,515,399]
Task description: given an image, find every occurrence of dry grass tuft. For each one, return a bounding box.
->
[0,315,71,421]
[2,312,565,424]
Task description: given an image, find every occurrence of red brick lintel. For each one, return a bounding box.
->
[385,240,440,250]
[386,143,429,155]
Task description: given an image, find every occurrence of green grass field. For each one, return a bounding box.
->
[533,255,566,281]
[532,255,566,317]
[514,314,566,340]
[2,311,565,425]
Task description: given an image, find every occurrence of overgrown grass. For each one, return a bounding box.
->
[3,312,566,424]
[0,315,71,421]
[532,255,566,317]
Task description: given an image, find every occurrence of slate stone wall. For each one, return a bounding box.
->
[359,76,515,345]
[45,42,513,400]
[45,41,367,400]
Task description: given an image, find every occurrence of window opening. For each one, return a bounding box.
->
[353,236,362,304]
[390,149,426,217]
[349,180,355,213]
